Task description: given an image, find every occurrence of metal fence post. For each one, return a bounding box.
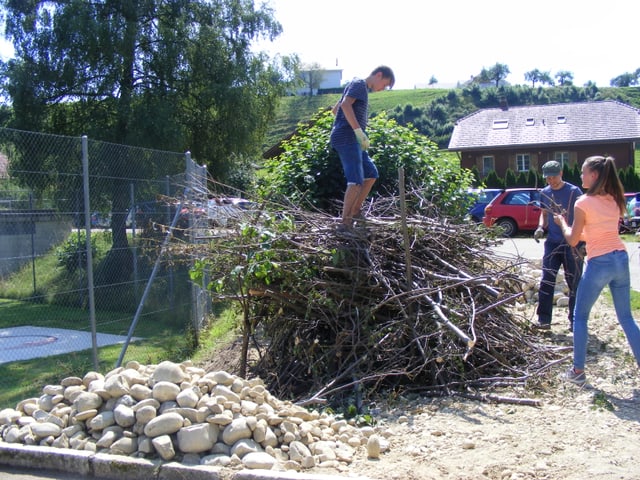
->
[82,135,99,370]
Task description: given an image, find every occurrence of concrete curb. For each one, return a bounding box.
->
[0,444,376,480]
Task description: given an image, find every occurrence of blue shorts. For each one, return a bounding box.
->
[333,143,378,185]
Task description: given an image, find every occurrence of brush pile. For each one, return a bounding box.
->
[193,193,562,405]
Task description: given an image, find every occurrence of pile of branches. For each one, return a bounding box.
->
[190,192,566,405]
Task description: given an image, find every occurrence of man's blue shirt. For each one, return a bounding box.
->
[541,182,582,243]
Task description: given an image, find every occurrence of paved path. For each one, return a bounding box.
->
[491,237,640,291]
[0,465,88,480]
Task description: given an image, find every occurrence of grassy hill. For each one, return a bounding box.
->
[264,86,640,152]
[264,88,448,148]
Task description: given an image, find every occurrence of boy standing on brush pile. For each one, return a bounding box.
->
[330,66,395,232]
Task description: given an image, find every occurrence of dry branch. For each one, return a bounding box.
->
[186,191,563,405]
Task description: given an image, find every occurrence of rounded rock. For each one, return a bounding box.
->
[143,412,184,437]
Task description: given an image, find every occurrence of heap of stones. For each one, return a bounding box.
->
[0,360,387,471]
[515,264,571,309]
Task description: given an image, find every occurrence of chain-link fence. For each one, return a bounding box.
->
[0,127,211,406]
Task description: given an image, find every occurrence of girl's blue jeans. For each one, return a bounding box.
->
[573,249,640,370]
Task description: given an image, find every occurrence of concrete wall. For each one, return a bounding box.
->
[0,210,71,278]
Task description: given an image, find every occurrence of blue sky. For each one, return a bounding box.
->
[254,0,636,89]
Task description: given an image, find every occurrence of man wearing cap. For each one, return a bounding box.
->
[534,160,584,332]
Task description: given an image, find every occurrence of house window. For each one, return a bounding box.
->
[553,151,570,169]
[482,156,494,176]
[516,154,530,172]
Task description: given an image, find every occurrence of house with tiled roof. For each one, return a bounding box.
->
[448,100,640,177]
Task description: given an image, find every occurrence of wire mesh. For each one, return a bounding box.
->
[0,127,210,407]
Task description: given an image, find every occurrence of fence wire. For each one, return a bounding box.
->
[0,127,211,405]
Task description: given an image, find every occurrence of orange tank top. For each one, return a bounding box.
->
[575,194,625,260]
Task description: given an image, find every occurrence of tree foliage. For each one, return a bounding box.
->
[524,69,554,87]
[0,0,295,262]
[610,71,639,87]
[555,70,574,86]
[483,63,510,87]
[258,109,475,218]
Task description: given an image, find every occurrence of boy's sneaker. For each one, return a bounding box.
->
[561,367,586,386]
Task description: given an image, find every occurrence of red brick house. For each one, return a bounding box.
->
[448,100,640,178]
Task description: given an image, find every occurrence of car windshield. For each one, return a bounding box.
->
[477,190,499,203]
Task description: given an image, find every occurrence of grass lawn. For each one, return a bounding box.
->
[0,296,196,409]
[0,230,210,409]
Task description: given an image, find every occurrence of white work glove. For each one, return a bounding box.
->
[534,227,545,241]
[353,128,370,150]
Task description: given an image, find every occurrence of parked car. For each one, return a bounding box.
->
[482,188,542,237]
[90,211,111,228]
[622,192,640,232]
[467,188,502,223]
[207,197,257,227]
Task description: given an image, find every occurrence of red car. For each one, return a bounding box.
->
[482,188,542,237]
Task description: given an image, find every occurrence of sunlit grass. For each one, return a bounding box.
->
[0,229,202,409]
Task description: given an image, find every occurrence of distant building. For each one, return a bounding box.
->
[296,69,343,95]
[448,100,640,178]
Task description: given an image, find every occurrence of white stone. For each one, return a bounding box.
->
[204,371,234,386]
[135,405,157,424]
[288,440,312,462]
[87,411,115,430]
[212,385,241,404]
[74,392,103,412]
[201,453,231,466]
[152,381,181,402]
[152,434,176,460]
[96,429,121,448]
[110,436,138,455]
[242,451,276,469]
[130,384,152,401]
[104,374,130,397]
[151,361,188,385]
[30,422,62,438]
[113,404,136,427]
[231,438,262,458]
[143,412,184,437]
[176,423,218,453]
[222,417,252,445]
[367,434,381,458]
[0,408,21,424]
[176,387,200,408]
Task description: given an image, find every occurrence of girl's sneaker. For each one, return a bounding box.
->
[562,367,586,386]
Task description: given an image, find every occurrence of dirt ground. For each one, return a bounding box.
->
[305,299,640,480]
[200,287,640,480]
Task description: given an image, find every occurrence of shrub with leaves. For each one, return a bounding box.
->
[56,231,97,273]
[258,109,475,219]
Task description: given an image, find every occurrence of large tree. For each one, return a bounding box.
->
[554,70,574,86]
[0,0,295,270]
[524,69,554,87]
[485,63,510,87]
[610,71,639,87]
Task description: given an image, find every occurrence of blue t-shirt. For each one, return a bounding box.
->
[540,182,582,243]
[330,78,369,147]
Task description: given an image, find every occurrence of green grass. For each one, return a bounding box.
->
[0,230,216,409]
[632,290,640,312]
[0,294,197,408]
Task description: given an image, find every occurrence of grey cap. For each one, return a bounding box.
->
[542,160,562,177]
